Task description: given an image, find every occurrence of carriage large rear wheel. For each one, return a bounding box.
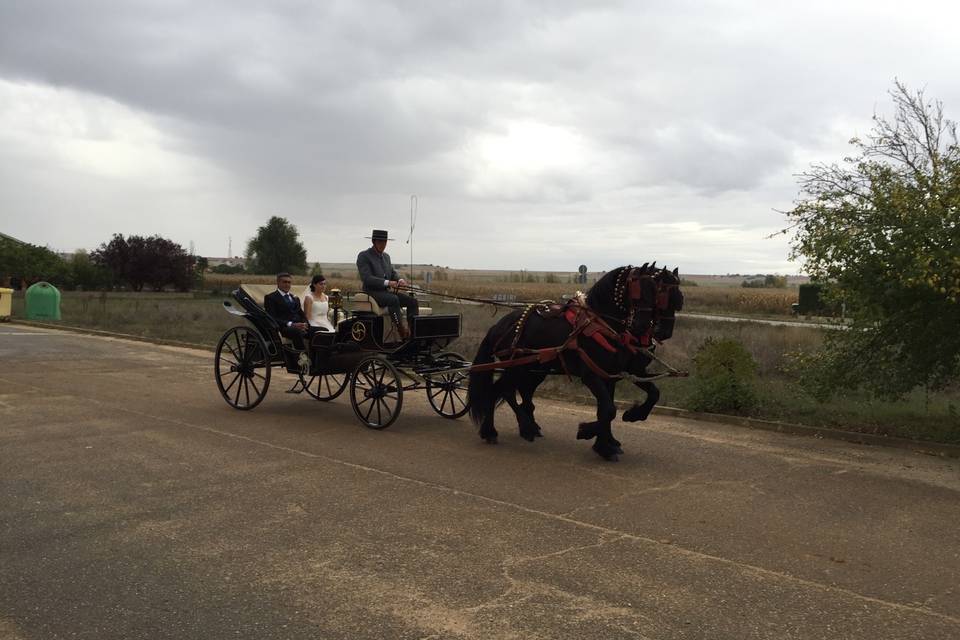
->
[215,326,271,410]
[426,352,470,419]
[299,372,349,401]
[350,356,403,429]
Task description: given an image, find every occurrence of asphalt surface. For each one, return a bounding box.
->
[1,326,958,640]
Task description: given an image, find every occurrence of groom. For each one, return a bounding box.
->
[264,272,309,350]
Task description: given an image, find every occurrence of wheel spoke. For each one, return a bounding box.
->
[247,374,262,398]
[451,389,466,410]
[233,375,243,406]
[363,396,376,422]
[221,372,241,395]
[224,343,242,363]
[232,331,246,361]
[440,391,450,414]
[242,376,252,407]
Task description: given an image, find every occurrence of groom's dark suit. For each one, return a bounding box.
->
[264,289,308,349]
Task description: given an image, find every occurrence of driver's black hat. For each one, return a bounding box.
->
[368,229,389,241]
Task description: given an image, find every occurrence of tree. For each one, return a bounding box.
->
[784,81,960,398]
[245,216,308,275]
[68,250,110,290]
[0,237,70,287]
[92,234,196,291]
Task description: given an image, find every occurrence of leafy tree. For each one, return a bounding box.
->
[245,216,308,275]
[92,234,196,291]
[68,250,110,290]
[784,81,960,398]
[0,237,68,286]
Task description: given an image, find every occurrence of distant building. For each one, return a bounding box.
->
[205,256,247,270]
[0,232,26,245]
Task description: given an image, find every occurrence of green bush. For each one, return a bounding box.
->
[690,338,759,414]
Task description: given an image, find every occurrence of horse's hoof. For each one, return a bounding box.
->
[577,423,598,440]
[622,406,650,422]
[520,432,536,442]
[592,442,619,461]
[615,446,624,454]
[533,426,544,438]
[483,436,498,445]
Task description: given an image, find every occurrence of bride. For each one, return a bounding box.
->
[302,275,334,331]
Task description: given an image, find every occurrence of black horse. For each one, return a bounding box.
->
[468,265,666,460]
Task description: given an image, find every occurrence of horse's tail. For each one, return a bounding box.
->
[468,311,518,428]
[468,326,498,428]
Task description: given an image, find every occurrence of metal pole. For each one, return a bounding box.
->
[408,195,417,282]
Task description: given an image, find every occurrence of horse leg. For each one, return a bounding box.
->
[500,370,540,442]
[622,379,660,422]
[605,379,624,454]
[517,372,546,438]
[578,374,619,461]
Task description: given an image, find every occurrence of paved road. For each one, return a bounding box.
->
[1,326,958,640]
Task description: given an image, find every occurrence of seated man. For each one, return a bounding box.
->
[264,272,309,351]
[356,229,419,339]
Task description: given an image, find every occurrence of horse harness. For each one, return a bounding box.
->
[470,296,649,381]
[470,263,687,380]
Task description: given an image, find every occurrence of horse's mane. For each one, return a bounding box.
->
[585,266,629,313]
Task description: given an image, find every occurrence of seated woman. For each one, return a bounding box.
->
[302,275,334,331]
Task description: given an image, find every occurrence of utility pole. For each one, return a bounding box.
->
[407,195,417,282]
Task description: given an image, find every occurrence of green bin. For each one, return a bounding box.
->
[0,288,12,319]
[25,282,61,320]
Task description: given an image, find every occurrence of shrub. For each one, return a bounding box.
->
[689,338,759,414]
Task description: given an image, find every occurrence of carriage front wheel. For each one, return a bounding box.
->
[426,352,471,419]
[299,372,349,401]
[215,326,271,410]
[349,356,403,429]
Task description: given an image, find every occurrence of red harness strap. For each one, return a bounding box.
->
[469,300,647,381]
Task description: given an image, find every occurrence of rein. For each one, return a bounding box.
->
[391,284,534,309]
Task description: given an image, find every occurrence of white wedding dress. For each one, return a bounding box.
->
[303,291,334,331]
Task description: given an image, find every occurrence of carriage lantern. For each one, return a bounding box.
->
[328,288,344,325]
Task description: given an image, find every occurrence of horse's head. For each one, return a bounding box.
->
[586,265,658,332]
[652,266,684,341]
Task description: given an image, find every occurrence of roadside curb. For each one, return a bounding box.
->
[10,319,959,459]
[9,319,214,353]
[635,403,960,459]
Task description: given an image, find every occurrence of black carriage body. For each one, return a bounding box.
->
[336,312,462,353]
[216,288,470,426]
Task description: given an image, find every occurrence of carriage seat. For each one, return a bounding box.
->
[350,293,432,316]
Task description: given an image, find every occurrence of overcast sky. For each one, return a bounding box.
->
[1,1,957,274]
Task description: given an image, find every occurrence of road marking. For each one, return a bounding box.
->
[2,373,956,628]
[0,332,55,336]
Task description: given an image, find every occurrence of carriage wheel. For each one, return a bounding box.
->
[299,372,349,401]
[426,352,471,419]
[215,326,271,410]
[350,356,403,429]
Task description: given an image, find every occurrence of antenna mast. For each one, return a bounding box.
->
[407,195,417,282]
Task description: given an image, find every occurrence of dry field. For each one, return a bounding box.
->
[201,272,801,317]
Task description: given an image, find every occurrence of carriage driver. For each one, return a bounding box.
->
[357,229,419,339]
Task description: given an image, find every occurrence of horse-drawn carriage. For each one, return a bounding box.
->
[214,264,687,462]
[214,285,471,429]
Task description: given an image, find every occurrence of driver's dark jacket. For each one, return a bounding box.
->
[356,247,399,292]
